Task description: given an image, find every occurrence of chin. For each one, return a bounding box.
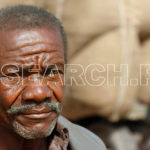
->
[12,116,58,139]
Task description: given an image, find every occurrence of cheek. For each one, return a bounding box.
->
[0,90,15,109]
[47,82,64,102]
[0,83,23,109]
[0,86,15,125]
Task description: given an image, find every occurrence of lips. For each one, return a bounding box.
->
[19,107,53,120]
[23,112,52,120]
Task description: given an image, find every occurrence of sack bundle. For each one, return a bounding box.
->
[138,39,150,105]
[62,0,120,58]
[63,29,140,121]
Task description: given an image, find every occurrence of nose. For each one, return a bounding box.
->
[22,84,53,104]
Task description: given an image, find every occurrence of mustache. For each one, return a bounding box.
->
[7,102,61,115]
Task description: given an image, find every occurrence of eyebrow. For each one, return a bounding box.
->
[0,63,64,72]
[44,64,64,70]
[0,64,65,78]
[0,65,19,73]
[21,63,64,71]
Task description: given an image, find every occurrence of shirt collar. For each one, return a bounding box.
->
[48,122,70,150]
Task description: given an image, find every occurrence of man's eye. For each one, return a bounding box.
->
[50,70,58,75]
[49,70,64,75]
[7,73,18,77]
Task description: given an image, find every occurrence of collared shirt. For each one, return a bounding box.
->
[47,123,71,150]
[47,116,107,150]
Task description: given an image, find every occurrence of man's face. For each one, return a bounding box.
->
[0,27,64,139]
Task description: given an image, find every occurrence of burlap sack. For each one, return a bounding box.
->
[138,39,150,105]
[62,29,140,121]
[62,0,120,58]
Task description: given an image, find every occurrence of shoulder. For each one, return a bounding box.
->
[58,116,107,150]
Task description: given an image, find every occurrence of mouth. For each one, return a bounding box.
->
[19,108,54,120]
[22,112,52,120]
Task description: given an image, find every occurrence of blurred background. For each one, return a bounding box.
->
[0,0,149,149]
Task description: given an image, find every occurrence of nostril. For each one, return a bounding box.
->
[21,99,37,105]
[22,98,51,105]
[43,97,51,103]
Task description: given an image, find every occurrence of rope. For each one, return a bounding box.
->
[112,0,137,121]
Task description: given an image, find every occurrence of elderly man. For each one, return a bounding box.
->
[0,5,106,150]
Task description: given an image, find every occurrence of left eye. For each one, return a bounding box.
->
[49,70,63,75]
[50,70,59,74]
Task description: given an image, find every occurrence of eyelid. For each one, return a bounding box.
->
[46,68,64,75]
[52,69,64,74]
[3,70,19,75]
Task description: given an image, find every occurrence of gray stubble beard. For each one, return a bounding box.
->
[12,117,58,139]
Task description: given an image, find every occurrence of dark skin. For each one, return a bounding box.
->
[0,27,64,150]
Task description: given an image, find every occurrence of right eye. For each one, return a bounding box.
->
[4,73,20,82]
[0,72,21,87]
[7,73,19,77]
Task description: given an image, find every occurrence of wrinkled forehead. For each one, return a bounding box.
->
[0,27,64,51]
[0,27,64,67]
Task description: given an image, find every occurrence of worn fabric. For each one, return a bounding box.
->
[58,116,107,150]
[47,116,106,150]
[47,122,70,150]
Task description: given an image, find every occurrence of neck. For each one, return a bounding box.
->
[0,125,47,150]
